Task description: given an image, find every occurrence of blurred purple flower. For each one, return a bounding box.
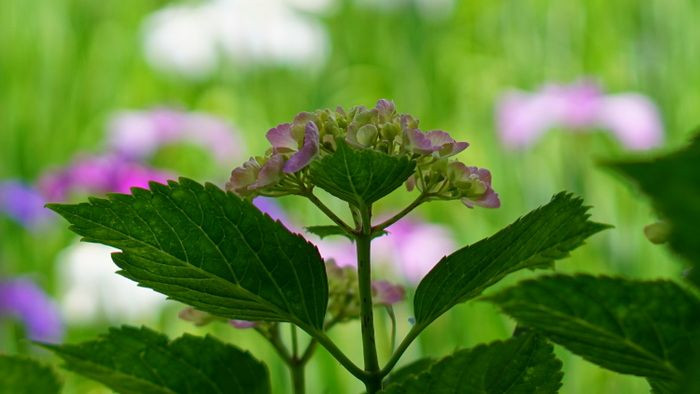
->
[38,154,172,201]
[0,278,63,343]
[496,80,663,150]
[230,320,256,329]
[107,109,243,165]
[372,280,405,306]
[0,181,51,228]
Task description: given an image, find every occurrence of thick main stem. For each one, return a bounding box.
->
[356,205,382,393]
[290,362,305,394]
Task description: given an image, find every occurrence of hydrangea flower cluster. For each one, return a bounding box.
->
[227,99,499,208]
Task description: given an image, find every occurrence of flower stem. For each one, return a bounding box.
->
[356,204,382,393]
[303,191,356,235]
[380,323,425,377]
[290,361,305,394]
[372,193,427,232]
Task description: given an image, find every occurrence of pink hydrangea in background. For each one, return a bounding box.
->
[253,197,456,284]
[496,80,664,150]
[108,109,243,165]
[38,154,173,202]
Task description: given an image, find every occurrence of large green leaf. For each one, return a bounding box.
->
[46,326,269,394]
[48,178,327,330]
[487,275,700,392]
[0,355,62,394]
[309,139,415,207]
[607,134,700,286]
[414,192,608,325]
[381,332,562,393]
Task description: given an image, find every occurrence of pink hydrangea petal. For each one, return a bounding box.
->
[372,280,405,306]
[250,154,285,189]
[266,123,298,151]
[227,157,260,192]
[405,128,436,154]
[230,320,256,329]
[375,99,396,121]
[596,94,664,150]
[283,122,320,173]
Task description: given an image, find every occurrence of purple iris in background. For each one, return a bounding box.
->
[496,80,664,150]
[0,278,63,343]
[0,181,51,229]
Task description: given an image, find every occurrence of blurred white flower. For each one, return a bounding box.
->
[57,242,167,324]
[142,0,329,78]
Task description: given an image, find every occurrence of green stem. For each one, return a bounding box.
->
[380,324,425,377]
[356,204,382,393]
[291,324,299,358]
[311,330,368,380]
[303,191,356,235]
[290,361,305,394]
[372,193,427,232]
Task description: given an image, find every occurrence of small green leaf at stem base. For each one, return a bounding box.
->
[44,326,271,394]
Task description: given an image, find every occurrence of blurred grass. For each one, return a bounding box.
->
[2,0,699,392]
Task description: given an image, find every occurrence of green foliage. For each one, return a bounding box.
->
[305,225,387,240]
[309,140,415,207]
[0,355,62,394]
[381,332,562,393]
[608,134,700,286]
[413,192,609,326]
[305,225,354,240]
[47,178,328,330]
[45,326,270,394]
[488,275,700,393]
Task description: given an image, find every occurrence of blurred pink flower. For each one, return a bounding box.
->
[496,80,663,150]
[230,320,256,329]
[38,154,172,201]
[251,198,456,283]
[371,280,405,305]
[373,219,457,283]
[108,109,243,166]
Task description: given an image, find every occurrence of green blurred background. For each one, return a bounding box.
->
[2,0,698,392]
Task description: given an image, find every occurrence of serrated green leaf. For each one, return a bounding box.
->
[45,326,269,394]
[381,332,562,393]
[48,178,328,330]
[383,358,435,388]
[309,139,416,207]
[487,275,700,392]
[607,134,700,286]
[0,355,62,394]
[414,192,609,325]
